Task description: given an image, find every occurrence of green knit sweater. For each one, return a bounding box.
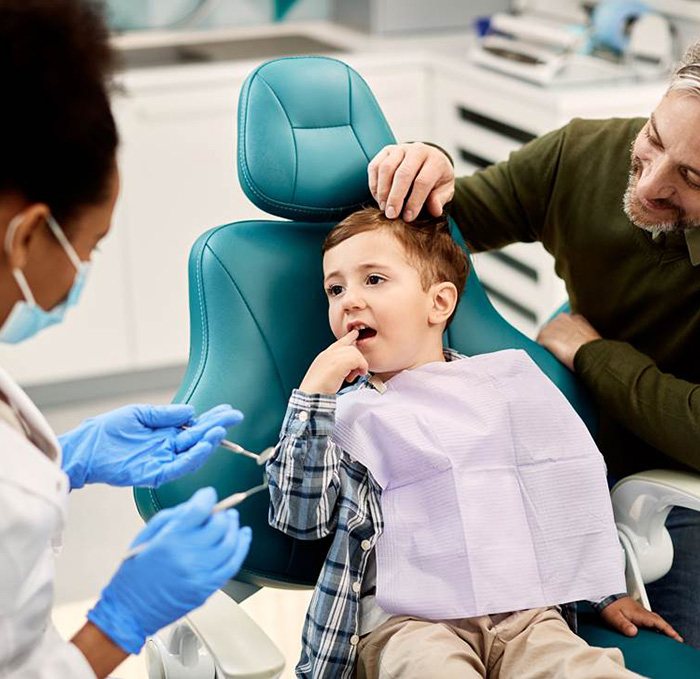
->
[450,117,700,477]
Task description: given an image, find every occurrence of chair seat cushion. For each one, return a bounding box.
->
[578,610,699,678]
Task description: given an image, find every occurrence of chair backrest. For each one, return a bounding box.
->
[134,56,596,590]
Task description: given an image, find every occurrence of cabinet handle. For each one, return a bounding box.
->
[458,106,536,145]
[458,147,492,169]
[482,283,538,324]
[490,250,539,282]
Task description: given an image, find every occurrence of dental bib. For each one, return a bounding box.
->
[332,349,625,619]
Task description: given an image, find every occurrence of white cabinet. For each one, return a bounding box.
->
[115,68,265,369]
[432,62,666,337]
[354,56,430,142]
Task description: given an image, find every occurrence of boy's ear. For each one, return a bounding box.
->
[428,282,458,326]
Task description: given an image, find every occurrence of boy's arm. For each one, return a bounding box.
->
[266,389,342,539]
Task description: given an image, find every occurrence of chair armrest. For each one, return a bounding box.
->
[186,590,285,679]
[611,470,700,585]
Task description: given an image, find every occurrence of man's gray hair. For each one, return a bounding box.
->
[668,42,700,97]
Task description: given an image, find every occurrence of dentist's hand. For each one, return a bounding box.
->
[299,330,369,395]
[87,487,252,654]
[60,403,243,489]
[368,142,454,222]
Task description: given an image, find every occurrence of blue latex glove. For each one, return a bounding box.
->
[59,403,243,489]
[88,487,252,654]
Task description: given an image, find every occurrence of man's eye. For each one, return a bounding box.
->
[326,284,343,296]
[367,274,384,285]
[682,168,700,190]
[645,128,662,149]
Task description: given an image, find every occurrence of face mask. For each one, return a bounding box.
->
[0,213,91,344]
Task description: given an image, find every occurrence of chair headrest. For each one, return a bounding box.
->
[237,56,396,221]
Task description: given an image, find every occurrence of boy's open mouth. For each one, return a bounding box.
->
[357,326,377,341]
[349,323,377,341]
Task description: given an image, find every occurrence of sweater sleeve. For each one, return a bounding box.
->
[449,125,566,252]
[574,339,700,472]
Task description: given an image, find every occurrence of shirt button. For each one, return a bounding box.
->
[350,634,360,646]
[352,581,361,593]
[361,539,371,551]
[297,411,309,422]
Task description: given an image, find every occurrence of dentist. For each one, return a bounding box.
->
[0,1,252,677]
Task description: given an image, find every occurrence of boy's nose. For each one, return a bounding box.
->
[342,287,366,311]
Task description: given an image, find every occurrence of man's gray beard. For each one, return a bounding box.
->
[623,156,700,235]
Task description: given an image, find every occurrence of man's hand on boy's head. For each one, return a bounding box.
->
[368,142,454,223]
[299,330,369,395]
[600,596,683,642]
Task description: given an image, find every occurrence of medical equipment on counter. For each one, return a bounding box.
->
[470,1,675,86]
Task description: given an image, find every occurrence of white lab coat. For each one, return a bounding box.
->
[0,366,95,678]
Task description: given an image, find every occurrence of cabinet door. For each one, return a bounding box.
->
[115,76,267,369]
[354,60,430,142]
[0,206,132,386]
[432,71,565,337]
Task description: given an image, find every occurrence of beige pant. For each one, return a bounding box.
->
[356,607,646,679]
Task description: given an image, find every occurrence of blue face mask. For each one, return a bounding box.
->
[0,213,91,344]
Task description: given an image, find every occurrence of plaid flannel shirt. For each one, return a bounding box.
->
[266,349,625,678]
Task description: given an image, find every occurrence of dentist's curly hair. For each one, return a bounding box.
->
[323,207,469,324]
[0,0,118,225]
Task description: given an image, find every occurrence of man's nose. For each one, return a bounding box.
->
[638,157,677,201]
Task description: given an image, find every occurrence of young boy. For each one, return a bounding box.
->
[266,207,681,679]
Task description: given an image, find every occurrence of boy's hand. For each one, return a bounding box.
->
[600,596,683,642]
[299,330,369,395]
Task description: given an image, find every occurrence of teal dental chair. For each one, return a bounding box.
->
[134,56,700,678]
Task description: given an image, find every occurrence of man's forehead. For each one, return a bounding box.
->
[653,92,700,151]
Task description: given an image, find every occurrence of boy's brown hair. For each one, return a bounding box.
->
[323,207,469,324]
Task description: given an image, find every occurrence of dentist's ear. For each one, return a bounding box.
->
[3,204,51,270]
[428,281,458,326]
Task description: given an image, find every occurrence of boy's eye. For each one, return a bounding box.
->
[326,284,344,297]
[366,274,384,285]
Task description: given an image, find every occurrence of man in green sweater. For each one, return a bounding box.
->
[367,44,700,648]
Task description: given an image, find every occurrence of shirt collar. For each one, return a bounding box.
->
[685,228,700,266]
[362,347,464,393]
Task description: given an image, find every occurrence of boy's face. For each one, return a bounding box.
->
[323,229,444,379]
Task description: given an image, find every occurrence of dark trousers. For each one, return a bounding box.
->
[646,507,700,649]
